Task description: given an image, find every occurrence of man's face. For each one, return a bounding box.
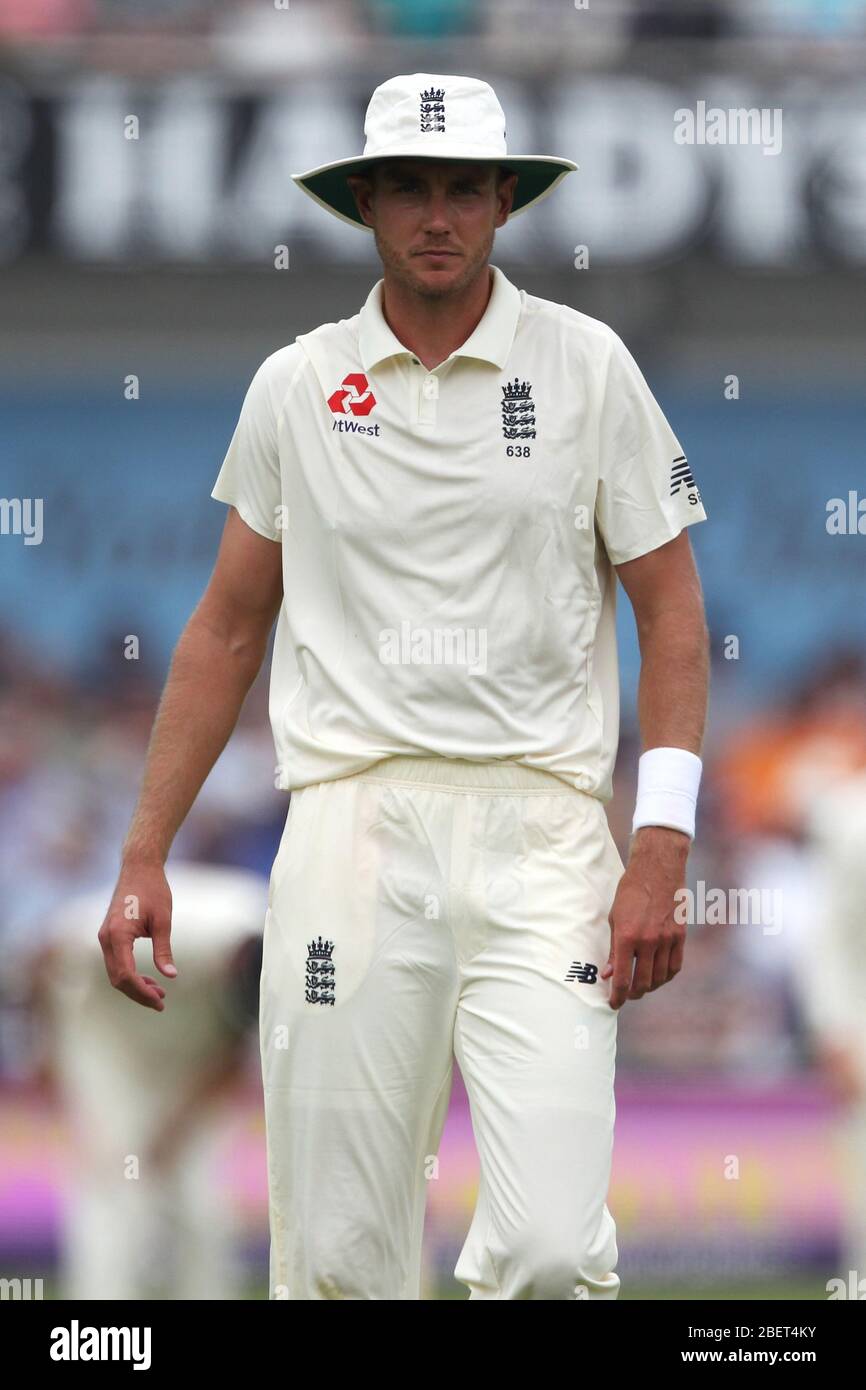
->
[346,159,517,299]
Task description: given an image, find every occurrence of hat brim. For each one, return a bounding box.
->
[291,153,578,231]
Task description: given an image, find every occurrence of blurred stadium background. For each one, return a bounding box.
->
[1,0,866,1300]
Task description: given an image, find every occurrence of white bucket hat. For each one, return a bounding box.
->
[291,72,578,231]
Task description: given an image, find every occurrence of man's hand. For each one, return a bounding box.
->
[98,862,177,1010]
[602,825,689,1010]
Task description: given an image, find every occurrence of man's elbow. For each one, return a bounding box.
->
[634,596,709,665]
[186,595,274,672]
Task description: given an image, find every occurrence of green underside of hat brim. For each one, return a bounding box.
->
[293,158,576,230]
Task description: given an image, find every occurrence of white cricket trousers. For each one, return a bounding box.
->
[260,754,626,1300]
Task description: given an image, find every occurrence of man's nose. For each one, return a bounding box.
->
[421,189,454,227]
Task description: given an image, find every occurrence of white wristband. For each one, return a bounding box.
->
[632,746,703,840]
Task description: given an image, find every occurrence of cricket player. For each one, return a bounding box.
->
[797,769,866,1283]
[40,861,267,1299]
[99,73,710,1300]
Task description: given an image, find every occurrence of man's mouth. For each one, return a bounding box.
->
[414,249,459,259]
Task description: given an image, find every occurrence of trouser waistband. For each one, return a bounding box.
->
[346,755,581,794]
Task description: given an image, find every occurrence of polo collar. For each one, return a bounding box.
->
[358,263,521,372]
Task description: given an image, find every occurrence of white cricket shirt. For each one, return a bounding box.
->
[211,263,707,799]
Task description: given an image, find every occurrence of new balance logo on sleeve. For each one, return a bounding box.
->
[670,455,701,504]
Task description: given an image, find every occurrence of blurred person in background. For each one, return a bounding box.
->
[797,767,866,1284]
[23,861,266,1299]
[710,650,866,997]
[712,650,866,846]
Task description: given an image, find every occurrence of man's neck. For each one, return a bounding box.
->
[380,265,493,372]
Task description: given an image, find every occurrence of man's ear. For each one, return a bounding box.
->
[496,170,518,225]
[347,174,374,228]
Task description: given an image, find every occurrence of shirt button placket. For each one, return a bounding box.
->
[415,368,439,426]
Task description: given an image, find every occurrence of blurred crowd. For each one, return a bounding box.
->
[1,0,865,52]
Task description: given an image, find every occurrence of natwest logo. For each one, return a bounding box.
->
[327,372,377,416]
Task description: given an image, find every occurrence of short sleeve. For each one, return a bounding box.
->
[595,331,707,566]
[211,356,282,542]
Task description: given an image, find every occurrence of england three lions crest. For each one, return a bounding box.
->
[501,377,536,439]
[420,87,446,133]
[305,935,335,1006]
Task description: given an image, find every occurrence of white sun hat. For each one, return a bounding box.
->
[291,72,578,231]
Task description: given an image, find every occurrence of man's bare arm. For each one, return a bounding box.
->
[99,508,282,1010]
[122,508,282,865]
[602,529,710,1009]
[617,528,709,763]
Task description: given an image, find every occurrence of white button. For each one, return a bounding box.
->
[413,370,439,426]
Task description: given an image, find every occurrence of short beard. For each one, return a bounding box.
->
[372,223,496,301]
